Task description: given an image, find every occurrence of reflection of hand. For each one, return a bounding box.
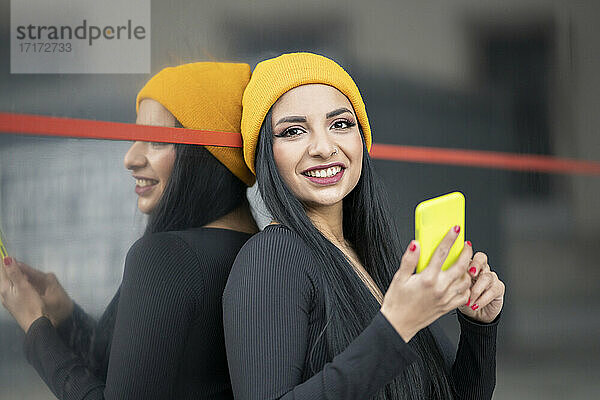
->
[458,252,505,323]
[16,261,74,327]
[1,257,46,332]
[381,226,472,342]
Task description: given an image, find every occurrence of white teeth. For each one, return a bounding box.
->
[306,166,342,178]
[135,178,157,187]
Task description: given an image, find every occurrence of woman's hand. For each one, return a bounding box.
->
[458,252,505,323]
[16,261,74,327]
[381,226,472,342]
[1,257,46,332]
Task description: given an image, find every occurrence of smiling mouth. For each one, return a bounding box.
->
[302,165,343,178]
[301,164,345,185]
[135,178,158,188]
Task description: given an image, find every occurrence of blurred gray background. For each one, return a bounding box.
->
[1,0,600,398]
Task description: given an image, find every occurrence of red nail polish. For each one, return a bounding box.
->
[3,257,12,266]
[409,242,417,252]
[469,267,477,275]
[471,304,479,311]
[465,298,471,306]
[466,240,472,247]
[454,225,460,233]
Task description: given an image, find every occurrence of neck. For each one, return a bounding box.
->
[305,202,345,246]
[203,202,259,234]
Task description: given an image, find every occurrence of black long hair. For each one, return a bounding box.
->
[145,121,247,234]
[255,109,453,399]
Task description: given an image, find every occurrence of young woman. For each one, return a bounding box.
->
[0,62,258,399]
[223,52,505,399]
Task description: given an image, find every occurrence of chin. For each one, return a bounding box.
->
[303,194,345,208]
[137,200,155,215]
[297,180,358,206]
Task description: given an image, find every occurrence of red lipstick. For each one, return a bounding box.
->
[302,163,345,185]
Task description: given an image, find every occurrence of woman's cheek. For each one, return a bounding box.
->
[273,143,301,194]
[345,134,364,182]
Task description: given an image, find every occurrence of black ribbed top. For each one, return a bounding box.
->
[223,224,499,399]
[24,227,252,400]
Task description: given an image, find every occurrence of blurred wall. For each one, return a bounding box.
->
[148,0,599,234]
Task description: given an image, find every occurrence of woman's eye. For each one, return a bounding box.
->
[274,127,305,138]
[151,141,169,147]
[331,119,356,130]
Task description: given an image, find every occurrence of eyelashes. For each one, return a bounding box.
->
[273,119,357,138]
[332,120,356,130]
[273,126,305,138]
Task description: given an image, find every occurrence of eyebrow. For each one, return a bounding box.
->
[274,108,354,127]
[326,107,354,119]
[274,116,307,126]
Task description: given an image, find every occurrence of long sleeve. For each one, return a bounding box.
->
[450,312,499,400]
[223,227,418,400]
[24,233,203,399]
[55,303,98,361]
[25,316,106,399]
[50,291,120,383]
[428,311,499,399]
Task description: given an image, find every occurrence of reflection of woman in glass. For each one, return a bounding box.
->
[224,53,505,399]
[0,62,258,399]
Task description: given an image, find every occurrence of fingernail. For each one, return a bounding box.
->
[454,225,460,233]
[409,242,417,252]
[3,257,12,266]
[469,266,477,275]
[471,304,479,311]
[465,298,471,306]
[466,240,472,247]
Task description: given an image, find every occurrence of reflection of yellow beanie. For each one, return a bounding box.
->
[241,52,372,174]
[136,62,255,186]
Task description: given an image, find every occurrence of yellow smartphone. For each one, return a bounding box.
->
[0,227,9,260]
[415,191,465,273]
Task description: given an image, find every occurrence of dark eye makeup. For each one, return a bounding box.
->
[273,116,356,138]
[273,126,306,138]
[331,119,356,130]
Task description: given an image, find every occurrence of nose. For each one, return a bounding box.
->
[123,141,147,171]
[307,128,337,159]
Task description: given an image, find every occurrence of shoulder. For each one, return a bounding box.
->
[236,224,315,267]
[125,228,253,286]
[127,228,250,265]
[168,228,252,261]
[244,223,309,248]
[124,231,201,285]
[127,231,193,264]
[225,225,319,298]
[120,232,208,315]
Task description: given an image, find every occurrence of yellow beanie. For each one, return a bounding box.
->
[136,62,255,186]
[241,52,372,174]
